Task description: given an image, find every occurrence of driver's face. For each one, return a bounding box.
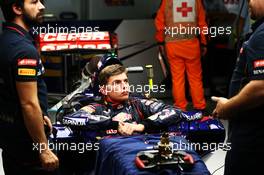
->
[103,73,130,103]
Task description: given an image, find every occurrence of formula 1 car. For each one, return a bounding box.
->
[49,53,225,174]
[50,53,225,151]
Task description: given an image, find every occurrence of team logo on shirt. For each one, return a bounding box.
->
[148,109,176,121]
[18,68,36,76]
[17,59,37,66]
[253,60,264,69]
[106,129,118,135]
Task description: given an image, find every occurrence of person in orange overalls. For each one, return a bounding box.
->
[155,0,208,111]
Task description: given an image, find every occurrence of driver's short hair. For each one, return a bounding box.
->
[98,64,127,86]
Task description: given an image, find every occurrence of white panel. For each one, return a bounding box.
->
[115,19,164,86]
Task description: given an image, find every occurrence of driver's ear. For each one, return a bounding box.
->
[12,4,23,16]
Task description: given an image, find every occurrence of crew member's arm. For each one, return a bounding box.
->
[228,48,247,97]
[212,80,264,119]
[16,82,47,144]
[154,0,165,43]
[212,31,264,119]
[16,82,58,164]
[229,80,264,111]
[14,52,58,171]
[197,0,208,56]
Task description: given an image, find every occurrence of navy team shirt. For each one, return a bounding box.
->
[0,22,48,124]
[228,18,264,151]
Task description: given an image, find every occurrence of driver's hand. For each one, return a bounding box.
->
[201,45,207,57]
[39,148,59,171]
[118,122,145,135]
[130,123,145,132]
[112,112,131,122]
[118,121,134,136]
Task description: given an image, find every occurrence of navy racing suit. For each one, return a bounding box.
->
[62,97,202,133]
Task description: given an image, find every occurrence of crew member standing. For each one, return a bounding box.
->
[212,0,264,174]
[0,0,59,174]
[155,0,208,111]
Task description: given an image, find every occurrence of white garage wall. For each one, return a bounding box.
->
[115,19,164,86]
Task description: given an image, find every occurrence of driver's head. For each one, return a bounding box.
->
[98,64,129,103]
[0,0,45,25]
[248,0,264,20]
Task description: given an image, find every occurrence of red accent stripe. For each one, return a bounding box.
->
[135,157,145,169]
[200,116,210,122]
[6,26,25,37]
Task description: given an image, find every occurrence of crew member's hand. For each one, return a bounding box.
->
[39,148,59,171]
[201,45,207,56]
[158,44,165,53]
[118,121,134,136]
[43,116,52,135]
[211,96,229,119]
